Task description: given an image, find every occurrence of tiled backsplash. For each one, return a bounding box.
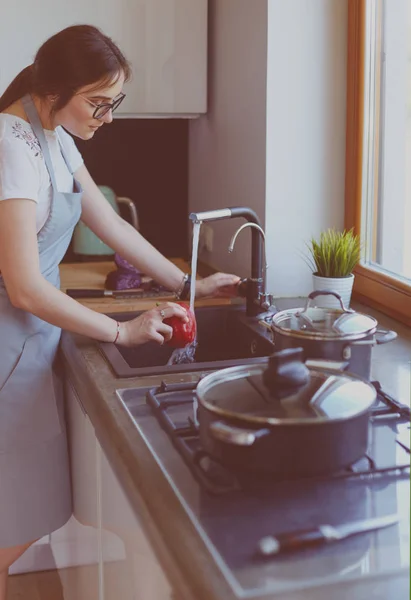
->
[64,118,189,261]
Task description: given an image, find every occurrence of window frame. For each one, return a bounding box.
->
[345,0,411,327]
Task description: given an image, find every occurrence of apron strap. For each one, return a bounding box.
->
[56,130,76,175]
[21,94,58,189]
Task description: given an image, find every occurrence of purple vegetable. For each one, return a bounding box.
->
[106,253,170,292]
[105,270,142,290]
[114,253,141,274]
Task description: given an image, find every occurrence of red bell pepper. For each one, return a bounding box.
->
[164,302,197,348]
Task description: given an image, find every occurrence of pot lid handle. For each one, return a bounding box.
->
[262,348,310,399]
[297,290,355,316]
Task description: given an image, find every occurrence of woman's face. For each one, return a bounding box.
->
[55,72,125,140]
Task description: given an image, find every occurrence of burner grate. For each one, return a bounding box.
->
[146,379,410,495]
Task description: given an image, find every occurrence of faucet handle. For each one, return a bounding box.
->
[235,277,264,299]
[236,278,249,298]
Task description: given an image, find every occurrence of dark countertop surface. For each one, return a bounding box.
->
[61,298,410,600]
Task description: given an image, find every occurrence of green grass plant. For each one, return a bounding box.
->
[307,228,361,278]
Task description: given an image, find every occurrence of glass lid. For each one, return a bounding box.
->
[272,307,378,339]
[196,362,377,424]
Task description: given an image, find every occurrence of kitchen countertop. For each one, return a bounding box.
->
[59,259,232,313]
[60,294,410,600]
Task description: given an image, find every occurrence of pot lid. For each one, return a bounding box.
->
[272,308,377,339]
[271,292,378,339]
[197,349,376,425]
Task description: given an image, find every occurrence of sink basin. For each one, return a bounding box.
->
[99,305,274,377]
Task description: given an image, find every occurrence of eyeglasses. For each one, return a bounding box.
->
[80,92,126,119]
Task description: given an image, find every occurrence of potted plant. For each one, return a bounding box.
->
[306,228,361,308]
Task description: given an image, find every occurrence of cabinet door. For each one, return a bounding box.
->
[66,380,99,528]
[98,442,172,600]
[112,0,208,116]
[0,0,207,116]
[61,379,100,600]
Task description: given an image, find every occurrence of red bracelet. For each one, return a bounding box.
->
[113,321,121,344]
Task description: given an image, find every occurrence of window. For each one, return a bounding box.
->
[346,0,411,326]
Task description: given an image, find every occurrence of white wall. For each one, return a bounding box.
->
[265,0,348,296]
[189,0,348,297]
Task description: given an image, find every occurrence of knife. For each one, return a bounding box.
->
[257,513,399,556]
[66,288,173,299]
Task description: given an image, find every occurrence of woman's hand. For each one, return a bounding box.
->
[196,273,241,299]
[117,302,189,347]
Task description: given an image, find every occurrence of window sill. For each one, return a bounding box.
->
[352,265,411,327]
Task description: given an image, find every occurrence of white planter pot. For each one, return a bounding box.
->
[311,274,355,309]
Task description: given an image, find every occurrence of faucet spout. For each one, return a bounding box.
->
[228,222,266,253]
[189,208,232,223]
[189,206,261,225]
[228,222,272,316]
[228,220,268,290]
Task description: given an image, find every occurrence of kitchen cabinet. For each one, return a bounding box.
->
[64,376,173,599]
[0,0,207,117]
[99,442,172,600]
[66,380,100,530]
[64,379,100,600]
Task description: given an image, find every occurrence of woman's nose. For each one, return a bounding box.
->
[102,108,114,124]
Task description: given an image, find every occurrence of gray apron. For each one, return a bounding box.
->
[0,94,82,547]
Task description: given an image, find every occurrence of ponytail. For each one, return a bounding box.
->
[0,65,34,112]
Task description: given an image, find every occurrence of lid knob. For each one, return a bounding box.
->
[262,348,310,399]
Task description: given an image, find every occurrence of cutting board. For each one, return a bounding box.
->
[59,260,232,313]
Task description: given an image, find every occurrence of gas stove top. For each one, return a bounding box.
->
[118,365,410,598]
[144,377,410,495]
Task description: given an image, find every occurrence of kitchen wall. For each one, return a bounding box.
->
[189,0,268,277]
[189,0,348,297]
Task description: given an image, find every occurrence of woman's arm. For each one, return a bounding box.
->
[0,199,186,346]
[75,165,241,298]
[76,165,187,294]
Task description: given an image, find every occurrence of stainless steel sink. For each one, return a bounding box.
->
[99,305,274,377]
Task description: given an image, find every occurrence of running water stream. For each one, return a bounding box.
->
[166,220,202,365]
[189,221,201,313]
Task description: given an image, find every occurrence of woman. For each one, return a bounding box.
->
[0,24,239,597]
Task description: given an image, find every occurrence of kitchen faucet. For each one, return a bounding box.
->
[189,207,274,316]
[228,222,274,314]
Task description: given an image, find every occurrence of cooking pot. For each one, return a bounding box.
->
[196,347,377,477]
[261,291,397,380]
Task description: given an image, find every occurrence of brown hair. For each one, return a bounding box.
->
[0,25,131,114]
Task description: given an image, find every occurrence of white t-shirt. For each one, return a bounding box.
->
[0,114,84,232]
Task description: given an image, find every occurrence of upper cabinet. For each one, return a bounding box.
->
[0,0,207,117]
[114,0,208,116]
